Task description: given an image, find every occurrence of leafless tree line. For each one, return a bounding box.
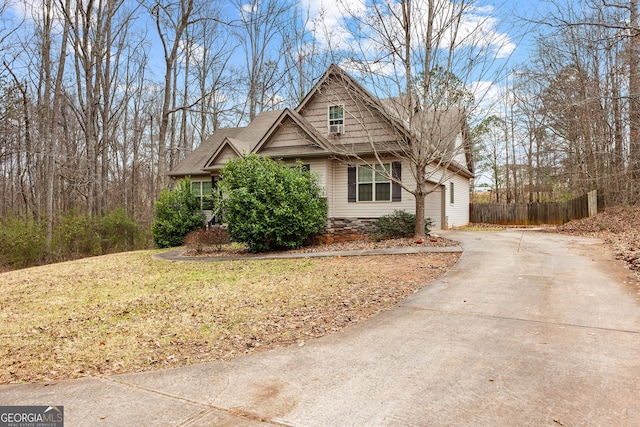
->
[0,0,332,238]
[475,0,640,206]
[2,0,639,245]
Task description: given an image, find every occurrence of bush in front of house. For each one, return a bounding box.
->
[369,210,433,241]
[184,227,231,253]
[218,154,327,253]
[152,177,205,248]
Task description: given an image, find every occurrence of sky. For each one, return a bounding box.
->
[1,0,552,110]
[289,0,549,111]
[2,0,545,65]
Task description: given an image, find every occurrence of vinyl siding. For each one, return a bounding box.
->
[424,183,443,231]
[445,173,471,228]
[257,115,329,157]
[300,84,397,146]
[262,116,314,148]
[330,158,415,218]
[208,145,239,170]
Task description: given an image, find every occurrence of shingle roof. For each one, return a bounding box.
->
[170,65,473,178]
[168,127,243,176]
[234,110,284,149]
[168,110,284,176]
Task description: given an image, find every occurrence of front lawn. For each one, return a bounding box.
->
[0,249,458,383]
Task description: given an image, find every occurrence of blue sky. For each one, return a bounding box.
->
[2,0,545,72]
[1,0,551,109]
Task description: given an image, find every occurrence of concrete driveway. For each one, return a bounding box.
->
[2,230,640,426]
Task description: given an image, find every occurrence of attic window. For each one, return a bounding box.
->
[328,105,344,134]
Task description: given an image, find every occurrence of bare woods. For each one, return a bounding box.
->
[0,0,311,235]
[1,0,640,252]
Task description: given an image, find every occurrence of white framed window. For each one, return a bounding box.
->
[358,164,391,202]
[450,182,455,204]
[191,180,213,209]
[328,105,344,134]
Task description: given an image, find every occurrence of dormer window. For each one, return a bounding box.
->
[328,105,344,134]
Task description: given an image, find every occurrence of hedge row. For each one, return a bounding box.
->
[0,208,151,270]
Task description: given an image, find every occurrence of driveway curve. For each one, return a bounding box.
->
[2,230,640,426]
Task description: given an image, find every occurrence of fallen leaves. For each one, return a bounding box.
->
[556,206,640,274]
[0,250,459,384]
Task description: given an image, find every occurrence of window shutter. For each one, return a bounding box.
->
[392,161,401,202]
[348,165,356,202]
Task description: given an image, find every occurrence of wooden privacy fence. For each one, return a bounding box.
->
[470,190,598,226]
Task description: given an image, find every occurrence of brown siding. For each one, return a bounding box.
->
[258,117,328,156]
[301,84,398,146]
[264,118,314,148]
[208,145,239,170]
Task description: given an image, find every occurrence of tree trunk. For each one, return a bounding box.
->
[47,0,70,242]
[413,162,427,238]
[629,0,640,188]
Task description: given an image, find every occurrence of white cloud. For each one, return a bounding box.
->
[470,80,498,104]
[469,80,513,118]
[453,11,516,59]
[302,0,516,62]
[263,92,286,109]
[241,2,257,15]
[10,0,66,29]
[339,57,398,78]
[300,0,367,50]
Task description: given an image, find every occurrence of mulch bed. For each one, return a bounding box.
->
[182,236,460,258]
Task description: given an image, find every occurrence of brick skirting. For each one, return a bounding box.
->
[315,217,376,244]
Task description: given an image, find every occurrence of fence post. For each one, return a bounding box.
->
[587,190,597,217]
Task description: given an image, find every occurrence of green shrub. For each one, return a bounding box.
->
[0,217,46,268]
[184,227,231,253]
[152,177,205,248]
[52,210,101,259]
[96,207,144,253]
[369,210,433,241]
[219,154,327,253]
[0,209,148,270]
[52,208,146,259]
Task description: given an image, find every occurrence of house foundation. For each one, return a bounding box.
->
[316,217,376,243]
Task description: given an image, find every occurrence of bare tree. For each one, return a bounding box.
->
[318,0,514,236]
[280,2,335,105]
[151,0,197,194]
[188,6,236,143]
[471,115,504,202]
[231,0,292,122]
[521,0,635,203]
[628,0,640,187]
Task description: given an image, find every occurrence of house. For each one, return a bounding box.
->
[168,64,474,235]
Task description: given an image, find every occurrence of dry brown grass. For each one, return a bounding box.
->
[0,249,458,384]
